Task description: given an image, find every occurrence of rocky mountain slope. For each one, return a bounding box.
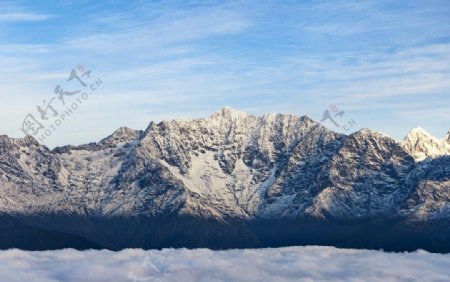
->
[0,107,449,251]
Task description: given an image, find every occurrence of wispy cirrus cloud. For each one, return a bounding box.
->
[0,12,52,22]
[64,8,250,53]
[0,1,449,146]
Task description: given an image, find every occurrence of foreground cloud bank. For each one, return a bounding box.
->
[0,246,449,282]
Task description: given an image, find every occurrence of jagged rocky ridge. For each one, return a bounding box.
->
[0,107,449,251]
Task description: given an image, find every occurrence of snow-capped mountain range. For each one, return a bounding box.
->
[0,107,449,251]
[1,106,448,220]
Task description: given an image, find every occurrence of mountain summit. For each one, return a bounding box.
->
[401,127,450,161]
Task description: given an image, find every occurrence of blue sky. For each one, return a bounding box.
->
[1,0,449,147]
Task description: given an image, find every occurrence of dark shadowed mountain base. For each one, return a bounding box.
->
[1,215,449,253]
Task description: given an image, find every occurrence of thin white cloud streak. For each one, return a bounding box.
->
[286,43,450,99]
[0,13,53,22]
[300,1,450,38]
[63,7,250,53]
[0,246,449,282]
[395,107,450,124]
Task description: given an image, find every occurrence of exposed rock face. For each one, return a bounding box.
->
[403,156,450,219]
[0,107,449,251]
[304,129,416,219]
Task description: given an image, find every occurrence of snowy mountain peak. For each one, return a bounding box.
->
[406,127,436,140]
[209,106,250,121]
[0,134,40,147]
[354,128,375,135]
[352,128,390,139]
[401,127,450,161]
[99,127,142,146]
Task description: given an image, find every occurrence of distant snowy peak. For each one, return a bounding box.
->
[99,127,142,146]
[0,134,40,147]
[351,128,391,139]
[207,106,255,127]
[407,127,436,139]
[208,106,315,126]
[401,127,450,161]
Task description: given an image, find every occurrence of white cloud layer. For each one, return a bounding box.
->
[0,246,448,282]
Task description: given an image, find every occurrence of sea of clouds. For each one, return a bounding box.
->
[0,246,448,282]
